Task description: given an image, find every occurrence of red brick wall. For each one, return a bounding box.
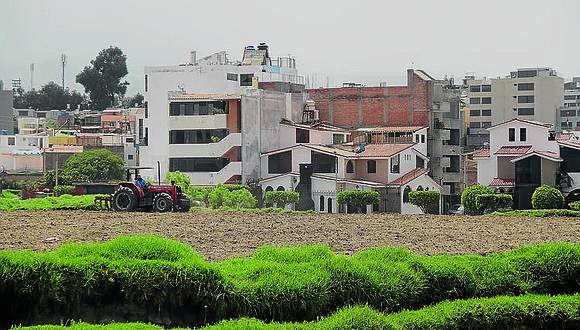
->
[306,70,432,128]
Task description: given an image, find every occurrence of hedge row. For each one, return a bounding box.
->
[0,194,103,211]
[491,209,580,217]
[1,236,579,328]
[16,294,580,329]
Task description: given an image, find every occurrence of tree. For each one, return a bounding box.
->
[76,46,130,110]
[61,149,124,183]
[461,184,493,215]
[12,82,87,111]
[409,190,440,214]
[531,185,564,209]
[122,93,144,108]
[337,190,380,213]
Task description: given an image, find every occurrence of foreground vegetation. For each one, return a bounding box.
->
[0,191,102,211]
[1,236,579,328]
[16,294,580,329]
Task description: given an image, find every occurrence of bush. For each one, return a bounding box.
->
[264,191,299,208]
[337,190,379,212]
[164,171,192,192]
[570,200,580,211]
[461,184,493,215]
[476,193,513,213]
[0,194,104,211]
[208,185,229,209]
[491,209,580,217]
[532,185,564,209]
[53,185,75,197]
[222,189,257,209]
[408,190,440,214]
[62,149,124,183]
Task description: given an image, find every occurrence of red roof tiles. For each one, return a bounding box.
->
[489,178,515,187]
[494,145,532,155]
[389,168,430,186]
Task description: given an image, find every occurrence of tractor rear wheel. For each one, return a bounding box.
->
[153,193,173,212]
[175,194,192,212]
[112,187,137,212]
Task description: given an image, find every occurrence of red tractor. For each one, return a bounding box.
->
[111,167,191,212]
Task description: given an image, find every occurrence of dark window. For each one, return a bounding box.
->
[128,154,134,160]
[481,97,491,104]
[367,160,376,173]
[144,101,148,118]
[515,155,541,184]
[327,197,333,213]
[561,110,577,117]
[346,160,354,173]
[18,111,28,116]
[145,74,148,92]
[470,97,480,105]
[481,109,492,116]
[415,134,420,143]
[296,128,310,143]
[169,129,228,144]
[403,186,411,203]
[333,134,345,144]
[481,85,491,92]
[416,156,425,168]
[518,108,535,115]
[390,155,400,173]
[518,95,535,103]
[520,128,527,141]
[138,119,144,139]
[421,134,425,143]
[509,128,515,141]
[268,151,292,174]
[517,70,537,78]
[7,137,15,145]
[169,101,228,116]
[469,85,481,92]
[277,186,285,191]
[564,95,577,100]
[470,122,481,128]
[470,110,480,117]
[561,147,580,173]
[417,186,423,191]
[169,157,230,172]
[320,196,325,212]
[481,121,492,128]
[126,137,134,143]
[143,127,148,146]
[240,74,254,86]
[312,151,336,173]
[227,73,238,81]
[562,121,573,128]
[518,83,534,91]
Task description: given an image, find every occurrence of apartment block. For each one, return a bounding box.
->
[0,90,14,135]
[560,78,580,130]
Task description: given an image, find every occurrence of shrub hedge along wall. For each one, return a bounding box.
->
[532,184,564,209]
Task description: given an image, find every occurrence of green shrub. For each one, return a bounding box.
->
[164,171,192,192]
[264,191,299,208]
[532,185,564,209]
[570,200,580,211]
[53,185,75,196]
[336,190,379,212]
[476,193,513,213]
[0,194,103,211]
[409,190,440,214]
[222,189,257,209]
[189,186,211,206]
[491,209,580,217]
[208,185,229,209]
[222,184,250,192]
[461,184,493,215]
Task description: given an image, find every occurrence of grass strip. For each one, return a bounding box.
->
[0,194,103,211]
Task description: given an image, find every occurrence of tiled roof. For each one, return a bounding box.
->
[494,145,532,155]
[354,144,415,158]
[489,178,515,187]
[558,139,580,150]
[356,126,427,133]
[556,132,576,141]
[472,148,490,158]
[389,168,430,186]
[511,150,562,163]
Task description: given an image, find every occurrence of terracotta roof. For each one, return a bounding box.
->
[355,144,415,158]
[472,148,490,158]
[556,132,576,141]
[511,150,562,163]
[558,139,580,150]
[489,118,552,129]
[356,126,427,133]
[489,178,515,187]
[168,93,241,101]
[43,145,83,153]
[494,145,532,155]
[312,174,384,187]
[389,168,430,186]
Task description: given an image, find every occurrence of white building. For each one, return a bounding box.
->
[560,78,580,130]
[474,118,580,209]
[0,134,48,171]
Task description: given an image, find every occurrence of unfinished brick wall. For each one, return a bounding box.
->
[307,70,432,128]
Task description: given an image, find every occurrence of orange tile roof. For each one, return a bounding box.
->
[473,148,490,158]
[494,145,532,155]
[389,168,430,186]
[357,126,427,133]
[489,178,515,187]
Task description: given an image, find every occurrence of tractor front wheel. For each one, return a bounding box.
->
[112,187,137,212]
[153,193,173,212]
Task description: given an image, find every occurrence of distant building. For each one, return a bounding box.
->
[560,78,580,130]
[0,90,14,135]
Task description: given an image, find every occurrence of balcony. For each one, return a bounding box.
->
[185,161,242,185]
[169,114,227,130]
[168,133,242,158]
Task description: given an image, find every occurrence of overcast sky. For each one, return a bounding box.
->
[1,0,578,95]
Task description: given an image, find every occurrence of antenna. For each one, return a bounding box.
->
[60,54,67,89]
[29,63,35,90]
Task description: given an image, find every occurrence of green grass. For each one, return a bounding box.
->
[0,193,104,211]
[191,206,317,214]
[1,237,579,328]
[490,209,580,217]
[14,294,580,329]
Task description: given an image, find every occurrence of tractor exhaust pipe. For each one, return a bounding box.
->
[157,161,161,185]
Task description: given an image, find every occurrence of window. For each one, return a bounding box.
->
[481,85,491,92]
[327,197,333,213]
[517,70,537,78]
[143,127,148,146]
[481,109,492,116]
[481,121,492,128]
[416,156,425,168]
[138,119,144,139]
[367,160,376,173]
[481,97,491,104]
[169,157,230,172]
[564,95,577,100]
[144,74,148,92]
[403,186,411,203]
[518,108,535,115]
[518,95,534,103]
[227,73,238,81]
[562,121,573,129]
[7,137,15,145]
[296,128,310,143]
[417,185,423,191]
[518,83,534,91]
[421,134,425,143]
[390,154,400,173]
[169,129,228,144]
[333,134,345,144]
[470,122,481,128]
[346,160,354,173]
[509,128,515,141]
[520,128,527,141]
[277,186,285,191]
[320,196,325,212]
[18,111,28,116]
[415,134,420,143]
[561,110,577,117]
[268,151,292,174]
[469,85,481,92]
[144,101,148,118]
[312,151,336,173]
[169,101,228,116]
[126,137,134,143]
[128,154,134,160]
[240,74,254,86]
[469,97,480,105]
[470,110,480,117]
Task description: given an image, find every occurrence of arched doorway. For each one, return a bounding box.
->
[327,197,333,213]
[276,186,285,191]
[320,195,325,212]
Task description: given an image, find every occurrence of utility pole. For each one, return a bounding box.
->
[61,54,67,89]
[29,63,35,90]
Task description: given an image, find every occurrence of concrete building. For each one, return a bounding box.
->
[474,118,580,209]
[560,78,580,130]
[140,44,305,184]
[465,68,564,150]
[0,134,48,171]
[0,90,14,135]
